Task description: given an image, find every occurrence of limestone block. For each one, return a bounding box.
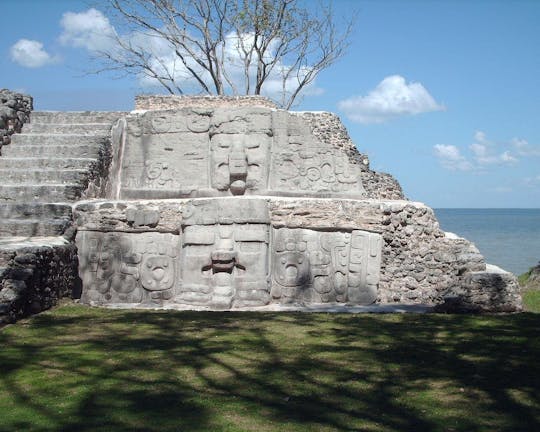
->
[181,198,270,226]
[74,200,186,233]
[268,198,384,231]
[210,107,272,135]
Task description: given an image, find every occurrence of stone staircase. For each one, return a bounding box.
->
[0,111,124,238]
[0,110,125,323]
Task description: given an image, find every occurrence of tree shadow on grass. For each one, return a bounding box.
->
[0,307,539,431]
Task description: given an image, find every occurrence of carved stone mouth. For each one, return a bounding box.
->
[211,250,238,272]
[212,262,235,273]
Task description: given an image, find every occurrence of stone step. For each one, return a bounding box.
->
[9,133,107,146]
[0,218,70,237]
[0,184,83,202]
[0,169,87,185]
[0,203,72,219]
[30,111,125,124]
[0,157,97,170]
[2,143,102,158]
[23,123,112,134]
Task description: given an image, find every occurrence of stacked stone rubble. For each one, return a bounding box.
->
[0,239,78,324]
[0,89,33,150]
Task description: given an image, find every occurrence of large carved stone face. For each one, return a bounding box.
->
[178,220,269,308]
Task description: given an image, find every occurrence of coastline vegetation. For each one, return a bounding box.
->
[1,303,539,431]
[519,263,540,312]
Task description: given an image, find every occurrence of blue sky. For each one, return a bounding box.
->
[1,0,539,208]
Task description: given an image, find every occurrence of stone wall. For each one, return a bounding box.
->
[135,95,277,110]
[72,197,521,311]
[0,239,79,324]
[0,89,32,150]
[81,136,115,200]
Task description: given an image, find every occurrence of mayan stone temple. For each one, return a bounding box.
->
[0,91,522,322]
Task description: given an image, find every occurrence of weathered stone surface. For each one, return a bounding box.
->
[295,112,404,200]
[135,95,277,110]
[438,264,522,312]
[0,92,520,314]
[0,238,78,324]
[0,89,32,148]
[271,228,381,305]
[110,107,368,199]
[0,110,124,240]
[0,103,127,324]
[77,231,179,305]
[74,197,513,309]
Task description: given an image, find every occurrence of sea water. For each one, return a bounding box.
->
[434,209,540,276]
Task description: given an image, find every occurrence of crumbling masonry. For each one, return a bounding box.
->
[0,93,521,322]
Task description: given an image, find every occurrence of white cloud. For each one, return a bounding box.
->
[469,131,518,166]
[59,8,116,52]
[433,144,473,171]
[10,39,58,68]
[511,138,540,157]
[435,131,522,172]
[337,75,445,124]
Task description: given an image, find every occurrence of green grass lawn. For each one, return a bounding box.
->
[523,290,540,312]
[1,304,539,432]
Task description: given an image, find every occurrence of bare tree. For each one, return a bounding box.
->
[94,0,355,108]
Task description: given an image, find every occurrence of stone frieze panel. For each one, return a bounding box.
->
[77,231,179,304]
[269,111,365,196]
[271,228,381,304]
[119,111,211,198]
[178,198,271,308]
[177,223,270,308]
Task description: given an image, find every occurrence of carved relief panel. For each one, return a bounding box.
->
[178,223,270,308]
[78,231,180,304]
[271,228,381,304]
[210,134,269,195]
[177,199,271,308]
[209,108,272,196]
[270,112,365,196]
[119,110,211,198]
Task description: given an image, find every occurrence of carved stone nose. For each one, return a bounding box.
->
[229,152,248,178]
